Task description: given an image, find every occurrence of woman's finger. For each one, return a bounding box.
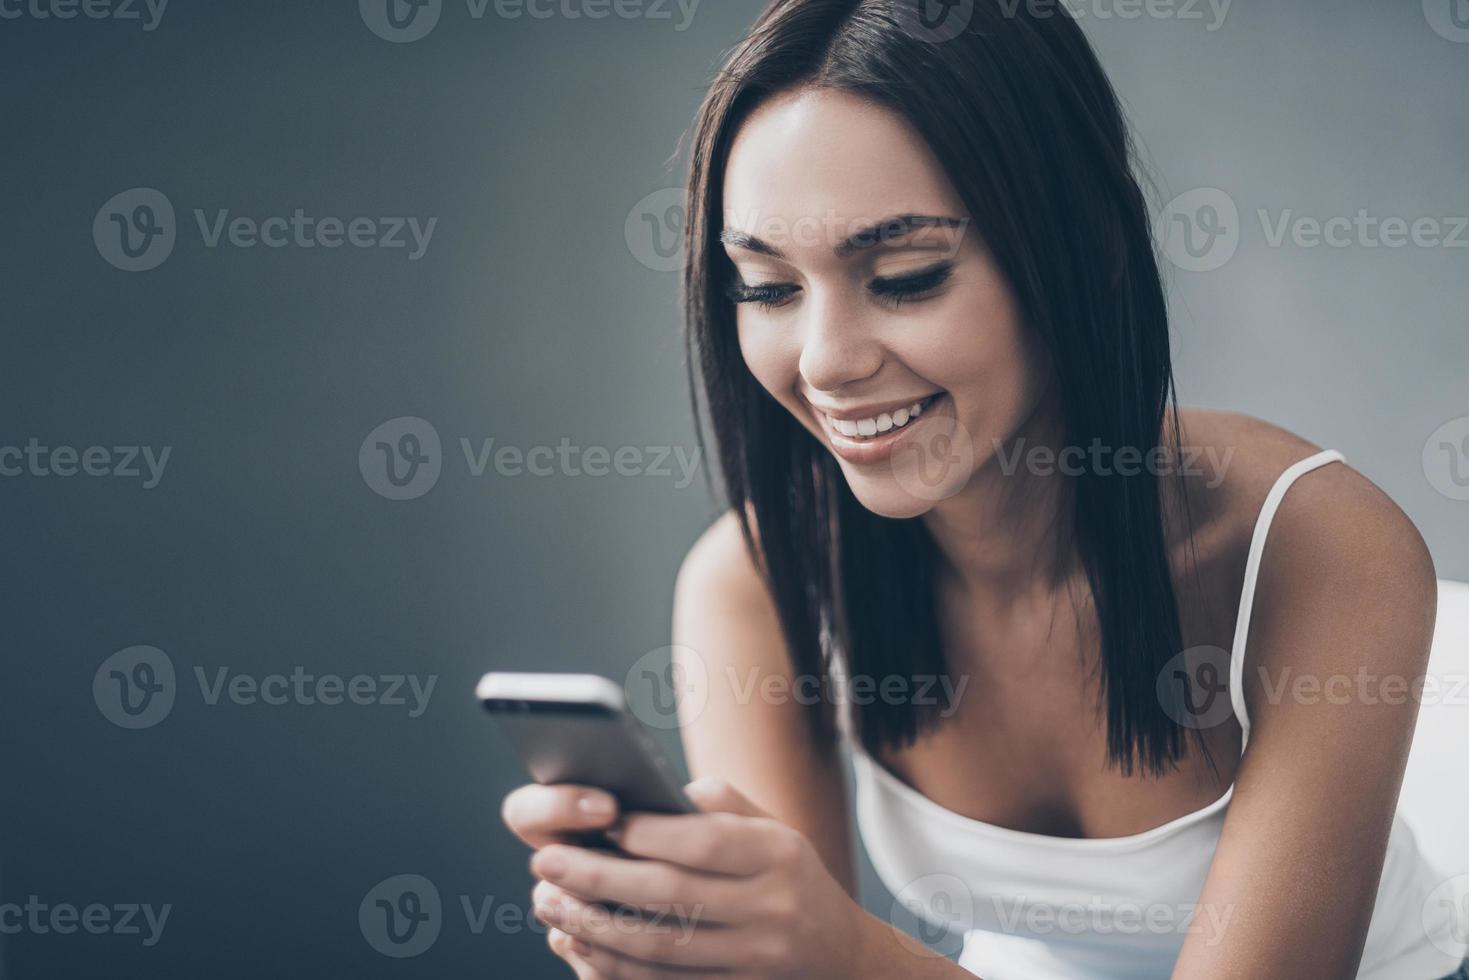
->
[530,850,760,924]
[608,811,803,877]
[539,887,768,972]
[501,783,620,849]
[577,940,764,980]
[547,926,601,978]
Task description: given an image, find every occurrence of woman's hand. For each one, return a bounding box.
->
[501,781,625,977]
[520,777,870,979]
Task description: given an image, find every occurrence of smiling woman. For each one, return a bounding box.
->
[498,1,1469,978]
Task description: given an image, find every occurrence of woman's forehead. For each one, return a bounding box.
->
[722,89,966,258]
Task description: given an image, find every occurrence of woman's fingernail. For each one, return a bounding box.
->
[685,776,723,796]
[578,793,615,819]
[535,850,567,879]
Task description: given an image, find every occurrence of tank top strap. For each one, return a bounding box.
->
[1227,448,1347,751]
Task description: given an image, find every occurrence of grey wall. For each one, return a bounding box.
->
[0,2,1463,977]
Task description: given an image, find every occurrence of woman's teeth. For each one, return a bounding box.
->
[827,398,931,439]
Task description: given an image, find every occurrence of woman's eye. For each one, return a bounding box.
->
[869,262,953,307]
[724,279,798,310]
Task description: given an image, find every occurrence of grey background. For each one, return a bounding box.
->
[0,1,1464,977]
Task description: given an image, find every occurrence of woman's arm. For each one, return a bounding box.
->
[528,511,980,977]
[670,509,856,892]
[1171,466,1439,979]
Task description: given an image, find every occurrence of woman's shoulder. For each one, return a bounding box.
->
[1172,406,1437,646]
[677,508,765,597]
[1173,406,1418,541]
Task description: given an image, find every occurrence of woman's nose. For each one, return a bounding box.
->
[797,293,884,393]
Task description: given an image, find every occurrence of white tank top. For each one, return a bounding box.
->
[837,449,1469,979]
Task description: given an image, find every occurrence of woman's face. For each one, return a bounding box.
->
[721,86,1050,519]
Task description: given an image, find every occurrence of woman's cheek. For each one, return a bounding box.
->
[737,318,804,411]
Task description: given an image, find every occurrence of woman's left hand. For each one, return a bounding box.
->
[530,777,867,979]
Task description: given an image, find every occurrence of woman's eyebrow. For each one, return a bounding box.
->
[718,214,964,260]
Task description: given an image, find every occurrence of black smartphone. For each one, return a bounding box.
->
[478,671,696,816]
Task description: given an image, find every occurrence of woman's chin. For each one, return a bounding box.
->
[833,407,979,516]
[839,472,947,520]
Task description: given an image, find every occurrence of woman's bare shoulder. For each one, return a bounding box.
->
[675,508,771,612]
[1167,407,1334,551]
[1172,406,1435,620]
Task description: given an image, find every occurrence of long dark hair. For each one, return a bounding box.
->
[680,0,1206,778]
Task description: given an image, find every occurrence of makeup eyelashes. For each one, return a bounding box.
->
[724,261,954,311]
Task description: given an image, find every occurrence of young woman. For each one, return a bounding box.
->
[503,1,1469,976]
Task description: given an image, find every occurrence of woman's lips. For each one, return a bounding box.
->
[815,392,950,465]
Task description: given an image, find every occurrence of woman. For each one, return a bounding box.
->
[503,1,1469,976]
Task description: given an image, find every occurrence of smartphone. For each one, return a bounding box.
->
[478,671,696,815]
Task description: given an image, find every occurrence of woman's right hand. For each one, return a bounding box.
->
[501,783,621,977]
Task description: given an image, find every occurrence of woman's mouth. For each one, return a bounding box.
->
[813,392,950,465]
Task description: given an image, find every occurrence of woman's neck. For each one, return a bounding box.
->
[920,390,1085,605]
